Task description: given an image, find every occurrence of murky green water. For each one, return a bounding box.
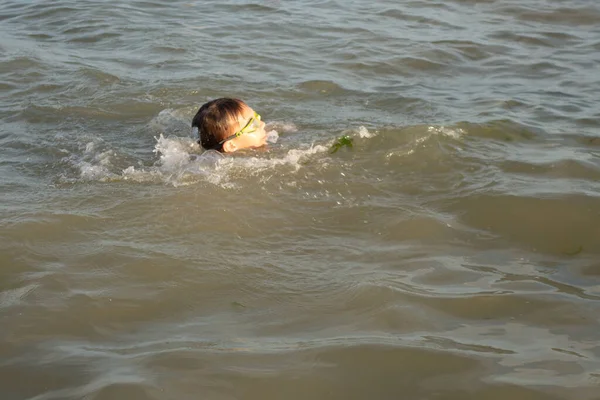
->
[1,1,599,399]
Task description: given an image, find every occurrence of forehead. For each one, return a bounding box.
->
[237,105,255,120]
[231,105,255,126]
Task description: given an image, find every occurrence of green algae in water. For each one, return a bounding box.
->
[330,135,353,154]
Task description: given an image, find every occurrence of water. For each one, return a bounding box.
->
[1,0,599,399]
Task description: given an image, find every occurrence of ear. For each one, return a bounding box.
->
[222,140,237,153]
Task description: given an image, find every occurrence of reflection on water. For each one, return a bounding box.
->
[1,0,600,399]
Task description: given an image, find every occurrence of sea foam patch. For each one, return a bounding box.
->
[61,131,326,188]
[358,126,375,138]
[59,109,366,187]
[427,125,465,139]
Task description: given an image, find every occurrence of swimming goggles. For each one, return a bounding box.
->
[211,112,261,150]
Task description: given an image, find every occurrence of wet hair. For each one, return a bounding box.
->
[191,98,247,151]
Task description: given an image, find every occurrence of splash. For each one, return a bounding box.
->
[59,110,376,187]
[427,125,464,139]
[384,125,465,160]
[152,134,196,172]
[68,140,119,182]
[266,129,279,144]
[358,126,375,138]
[61,131,326,188]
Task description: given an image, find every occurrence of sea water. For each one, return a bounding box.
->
[1,1,599,399]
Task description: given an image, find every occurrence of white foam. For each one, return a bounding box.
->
[384,125,464,160]
[79,162,116,181]
[60,108,330,187]
[264,121,299,144]
[267,121,298,133]
[358,126,375,138]
[121,166,163,183]
[157,133,329,187]
[427,125,464,139]
[266,129,279,144]
[153,134,196,172]
[215,143,328,174]
[75,141,119,181]
[84,142,95,153]
[63,131,327,188]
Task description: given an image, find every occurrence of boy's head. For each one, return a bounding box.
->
[191,98,267,153]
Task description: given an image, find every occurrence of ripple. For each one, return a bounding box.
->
[458,119,543,141]
[2,0,600,398]
[517,7,600,26]
[499,158,600,182]
[489,31,559,48]
[0,284,38,308]
[376,7,462,30]
[441,194,600,256]
[424,336,515,355]
[296,80,346,94]
[11,5,79,22]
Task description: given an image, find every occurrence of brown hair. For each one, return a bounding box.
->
[191,98,247,151]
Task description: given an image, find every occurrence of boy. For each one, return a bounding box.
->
[191,98,267,153]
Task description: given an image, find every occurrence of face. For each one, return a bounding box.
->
[222,105,267,153]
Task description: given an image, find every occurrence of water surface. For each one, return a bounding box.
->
[1,0,599,399]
